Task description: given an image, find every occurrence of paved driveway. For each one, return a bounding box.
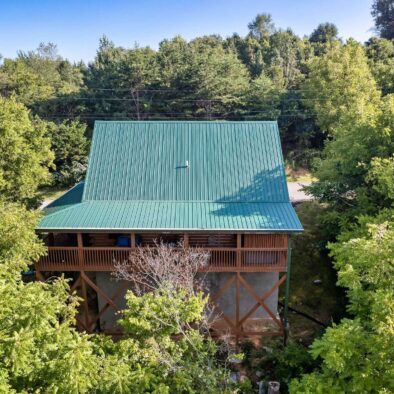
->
[287,182,313,203]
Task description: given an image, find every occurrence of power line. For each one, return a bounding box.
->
[38,109,318,116]
[40,113,318,120]
[45,96,333,102]
[78,87,360,93]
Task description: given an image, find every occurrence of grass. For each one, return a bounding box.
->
[37,185,69,202]
[286,167,316,183]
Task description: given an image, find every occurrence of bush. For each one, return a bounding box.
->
[241,339,318,393]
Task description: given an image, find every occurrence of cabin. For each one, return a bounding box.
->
[35,121,303,338]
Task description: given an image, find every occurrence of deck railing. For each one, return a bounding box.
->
[36,246,288,272]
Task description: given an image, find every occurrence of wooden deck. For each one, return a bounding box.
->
[36,246,288,272]
[35,233,290,338]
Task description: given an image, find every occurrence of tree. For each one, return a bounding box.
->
[108,289,235,393]
[0,208,240,392]
[248,13,275,41]
[303,40,380,134]
[0,43,84,116]
[372,0,394,39]
[45,119,89,186]
[188,38,250,117]
[0,97,53,205]
[365,37,394,95]
[366,155,394,201]
[0,201,100,392]
[290,214,394,393]
[225,34,265,78]
[84,36,159,120]
[0,200,44,278]
[154,36,250,119]
[306,94,394,223]
[265,29,304,89]
[309,23,339,43]
[245,73,282,119]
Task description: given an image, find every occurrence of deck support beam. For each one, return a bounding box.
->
[35,232,292,338]
[284,236,292,344]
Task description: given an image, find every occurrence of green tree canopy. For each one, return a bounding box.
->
[0,201,44,278]
[247,13,275,41]
[307,94,394,219]
[0,97,53,205]
[365,37,394,95]
[309,23,339,43]
[303,40,380,134]
[290,213,394,393]
[0,43,84,116]
[85,36,159,120]
[372,0,394,39]
[0,202,239,393]
[265,29,304,89]
[45,119,89,186]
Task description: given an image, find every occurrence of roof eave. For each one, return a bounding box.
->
[36,227,303,233]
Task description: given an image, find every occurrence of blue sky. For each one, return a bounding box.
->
[0,0,375,63]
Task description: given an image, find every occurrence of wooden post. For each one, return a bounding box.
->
[236,234,242,342]
[236,272,241,341]
[130,233,136,249]
[236,233,241,269]
[184,233,189,248]
[284,236,292,345]
[48,233,55,246]
[77,233,84,268]
[81,273,90,331]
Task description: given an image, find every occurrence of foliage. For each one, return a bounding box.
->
[6,14,391,170]
[0,43,84,116]
[247,13,275,41]
[45,119,89,186]
[106,288,237,393]
[372,0,394,39]
[303,40,380,134]
[241,339,317,393]
[290,215,394,393]
[0,7,392,173]
[365,37,394,95]
[0,205,239,393]
[112,243,243,392]
[303,38,394,225]
[287,202,346,328]
[84,37,159,120]
[0,276,100,393]
[0,201,100,392]
[366,155,394,201]
[0,97,53,205]
[0,200,44,278]
[309,23,339,44]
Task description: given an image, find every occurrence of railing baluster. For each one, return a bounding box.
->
[38,239,289,273]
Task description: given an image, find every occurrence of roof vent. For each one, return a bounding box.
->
[185,160,189,168]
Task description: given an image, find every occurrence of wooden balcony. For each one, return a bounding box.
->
[36,246,288,273]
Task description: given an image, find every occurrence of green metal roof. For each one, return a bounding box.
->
[38,121,303,232]
[39,201,301,231]
[83,121,289,202]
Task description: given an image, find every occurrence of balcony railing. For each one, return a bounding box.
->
[36,245,288,273]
